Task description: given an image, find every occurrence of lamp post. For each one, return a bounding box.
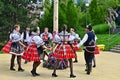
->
[85,2,90,26]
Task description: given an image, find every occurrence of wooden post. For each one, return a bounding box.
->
[53,0,58,32]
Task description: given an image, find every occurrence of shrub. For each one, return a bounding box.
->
[0,43,4,50]
[93,24,109,34]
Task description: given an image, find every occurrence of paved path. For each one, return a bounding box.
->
[0,51,120,80]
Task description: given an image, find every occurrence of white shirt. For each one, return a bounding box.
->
[40,32,53,40]
[10,33,21,42]
[77,34,97,47]
[32,36,44,48]
[21,31,30,42]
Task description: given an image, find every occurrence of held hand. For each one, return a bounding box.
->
[47,47,52,51]
[72,45,76,48]
[23,45,26,48]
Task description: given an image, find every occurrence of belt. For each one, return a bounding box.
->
[84,48,94,53]
[85,46,95,48]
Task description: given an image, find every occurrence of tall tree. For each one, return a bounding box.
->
[0,0,30,28]
[38,0,81,32]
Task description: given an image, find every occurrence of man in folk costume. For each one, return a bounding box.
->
[40,27,52,61]
[52,24,76,78]
[70,28,81,63]
[21,26,31,64]
[22,29,51,77]
[9,25,26,71]
[77,24,95,75]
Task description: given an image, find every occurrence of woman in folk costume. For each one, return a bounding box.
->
[9,25,25,71]
[22,29,51,77]
[70,28,81,63]
[40,27,53,61]
[52,24,76,78]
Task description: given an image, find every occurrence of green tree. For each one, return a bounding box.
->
[39,0,81,33]
[0,0,30,28]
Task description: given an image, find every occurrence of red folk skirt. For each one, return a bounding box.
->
[1,41,12,53]
[73,42,81,51]
[53,44,76,59]
[22,45,40,62]
[94,45,100,55]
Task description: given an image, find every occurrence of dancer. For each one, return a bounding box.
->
[40,27,52,61]
[92,31,99,68]
[70,28,81,63]
[9,25,25,71]
[22,29,51,77]
[52,24,76,78]
[21,26,31,64]
[77,24,95,75]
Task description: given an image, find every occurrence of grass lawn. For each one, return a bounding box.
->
[96,34,120,50]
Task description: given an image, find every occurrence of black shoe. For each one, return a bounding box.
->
[52,73,58,77]
[10,68,16,71]
[31,71,36,77]
[24,61,28,64]
[18,68,25,72]
[70,74,76,78]
[35,72,40,76]
[85,68,88,71]
[73,60,78,63]
[93,65,96,68]
[87,71,90,75]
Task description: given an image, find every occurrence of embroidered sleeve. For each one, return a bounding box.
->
[48,33,53,40]
[53,34,61,44]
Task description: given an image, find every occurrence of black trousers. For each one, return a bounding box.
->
[84,49,94,71]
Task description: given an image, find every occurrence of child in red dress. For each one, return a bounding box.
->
[22,29,51,77]
[70,28,81,63]
[52,24,76,78]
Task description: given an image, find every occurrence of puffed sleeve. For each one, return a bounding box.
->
[40,33,43,38]
[26,37,32,44]
[33,36,45,47]
[75,34,81,40]
[21,32,24,42]
[9,33,13,40]
[53,34,61,44]
[48,33,53,40]
[69,35,75,41]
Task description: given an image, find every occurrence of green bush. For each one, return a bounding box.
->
[96,34,120,50]
[93,24,109,34]
[0,43,4,50]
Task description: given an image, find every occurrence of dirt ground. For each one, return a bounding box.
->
[0,51,120,80]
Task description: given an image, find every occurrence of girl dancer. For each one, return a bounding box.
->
[22,29,51,77]
[9,25,25,71]
[70,28,81,63]
[52,24,76,78]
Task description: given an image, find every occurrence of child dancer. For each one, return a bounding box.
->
[22,29,51,77]
[70,28,81,63]
[9,25,25,71]
[40,27,52,61]
[52,24,76,78]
